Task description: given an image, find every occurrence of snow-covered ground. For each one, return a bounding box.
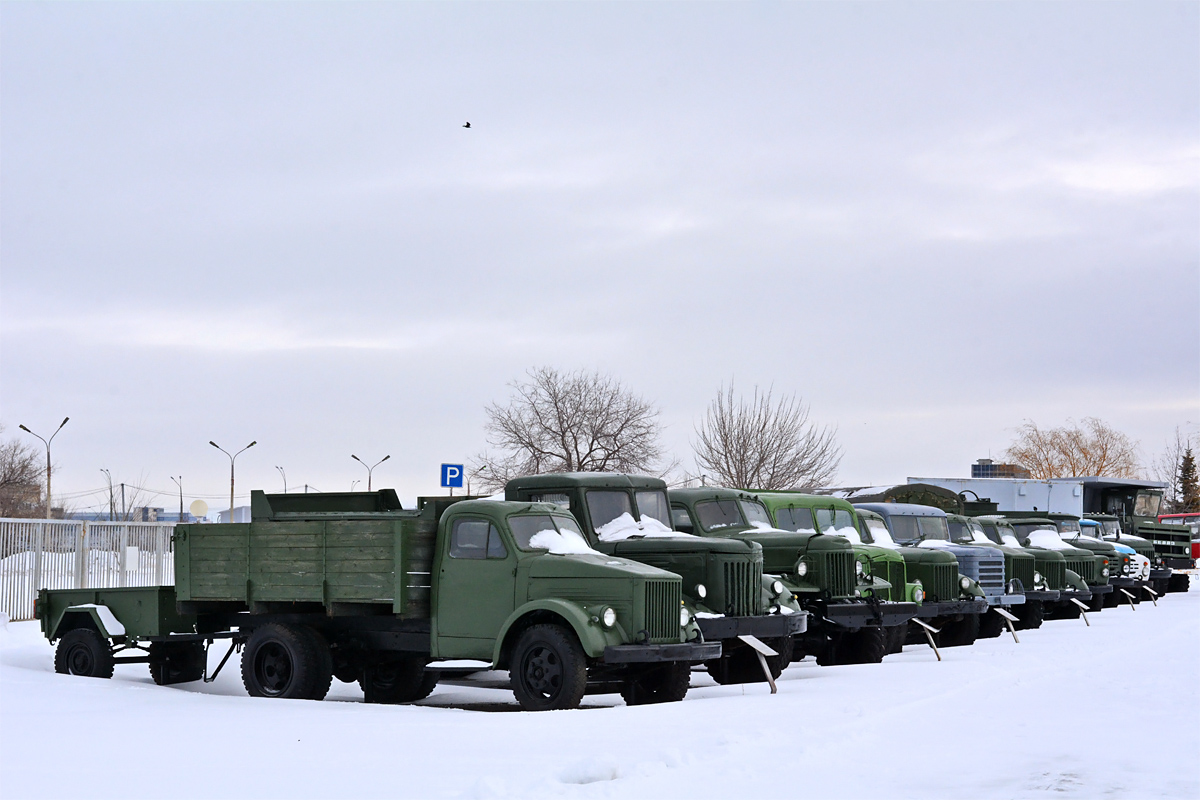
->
[3,590,1198,800]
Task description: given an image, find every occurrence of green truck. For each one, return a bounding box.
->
[742,491,924,656]
[1036,513,1143,607]
[38,490,721,710]
[994,516,1113,617]
[504,474,808,684]
[664,488,920,667]
[971,516,1077,628]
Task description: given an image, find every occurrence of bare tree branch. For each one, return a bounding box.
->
[0,424,45,517]
[470,367,672,493]
[1005,417,1141,480]
[692,383,842,490]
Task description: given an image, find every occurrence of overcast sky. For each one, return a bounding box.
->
[2,1,1197,514]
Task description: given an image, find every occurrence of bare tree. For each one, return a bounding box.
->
[0,424,45,517]
[692,383,842,490]
[1005,418,1140,480]
[472,367,671,492]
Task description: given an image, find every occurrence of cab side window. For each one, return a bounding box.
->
[450,518,507,559]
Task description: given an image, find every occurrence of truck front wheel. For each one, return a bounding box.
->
[509,624,587,711]
[977,611,1005,639]
[937,614,979,648]
[706,635,793,684]
[1016,600,1044,630]
[241,624,327,700]
[621,662,690,705]
[54,628,114,679]
[359,656,437,704]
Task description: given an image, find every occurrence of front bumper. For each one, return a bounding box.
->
[696,613,808,641]
[602,641,723,664]
[1149,568,1173,581]
[1057,588,1093,603]
[1022,589,1060,602]
[1165,557,1195,570]
[1109,577,1139,589]
[1088,584,1114,595]
[872,601,921,627]
[915,599,987,618]
[985,593,1025,607]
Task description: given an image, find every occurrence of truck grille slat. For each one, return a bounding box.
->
[1044,561,1065,590]
[720,560,760,617]
[887,560,906,602]
[1010,558,1035,591]
[644,580,680,642]
[1065,557,1096,585]
[821,551,856,599]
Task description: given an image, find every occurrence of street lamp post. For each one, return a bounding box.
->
[275,466,288,493]
[170,476,184,522]
[210,440,256,523]
[350,454,390,492]
[100,468,115,521]
[19,417,68,517]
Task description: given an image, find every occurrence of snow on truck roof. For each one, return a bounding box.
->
[853,502,947,518]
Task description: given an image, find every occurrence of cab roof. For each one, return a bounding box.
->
[752,491,857,513]
[854,502,947,518]
[505,473,667,493]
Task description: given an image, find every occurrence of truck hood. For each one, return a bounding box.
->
[603,536,758,557]
[916,541,1005,560]
[896,547,958,566]
[526,552,678,580]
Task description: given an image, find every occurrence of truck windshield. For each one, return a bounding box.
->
[509,514,593,552]
[890,515,949,543]
[585,491,633,529]
[1011,522,1057,540]
[997,526,1023,548]
[1134,492,1162,517]
[814,508,856,534]
[773,506,816,532]
[861,517,897,548]
[635,491,672,527]
[1099,519,1122,537]
[738,500,773,528]
[694,499,744,531]
[951,520,993,544]
[1056,520,1081,537]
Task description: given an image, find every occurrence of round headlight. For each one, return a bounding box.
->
[771,579,785,596]
[601,607,617,628]
[853,589,862,597]
[1102,567,1109,577]
[695,583,707,599]
[912,586,924,603]
[1033,571,1042,585]
[855,561,864,576]
[796,561,809,577]
[960,576,971,590]
[679,606,691,627]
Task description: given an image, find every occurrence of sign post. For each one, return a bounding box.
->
[441,464,464,496]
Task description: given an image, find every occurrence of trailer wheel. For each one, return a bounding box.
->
[148,642,206,685]
[359,656,437,704]
[706,635,792,684]
[54,628,114,679]
[241,624,325,700]
[1015,600,1044,630]
[509,624,587,711]
[977,611,1004,639]
[621,661,690,705]
[937,613,979,648]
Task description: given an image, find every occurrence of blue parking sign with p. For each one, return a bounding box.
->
[441,464,464,488]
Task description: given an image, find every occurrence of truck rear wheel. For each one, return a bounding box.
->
[509,624,587,711]
[241,624,327,700]
[54,628,114,679]
[359,656,437,704]
[977,611,1004,639]
[937,614,979,648]
[621,662,690,705]
[1016,600,1044,630]
[148,642,206,685]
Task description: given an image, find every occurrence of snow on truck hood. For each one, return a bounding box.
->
[1025,530,1076,551]
[596,513,695,542]
[528,528,604,556]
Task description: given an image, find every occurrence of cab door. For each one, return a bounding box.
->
[434,515,517,659]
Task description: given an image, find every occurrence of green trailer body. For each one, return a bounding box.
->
[505,473,807,684]
[37,490,721,710]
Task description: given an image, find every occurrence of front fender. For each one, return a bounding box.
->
[960,575,985,599]
[50,604,127,642]
[1064,569,1089,592]
[491,599,626,664]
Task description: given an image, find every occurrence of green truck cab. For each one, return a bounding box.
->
[998,513,1118,614]
[504,474,808,685]
[996,516,1112,619]
[666,488,913,667]
[37,490,721,710]
[972,516,1069,629]
[945,513,1054,636]
[853,504,994,648]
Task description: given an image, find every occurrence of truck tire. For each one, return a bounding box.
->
[54,628,114,679]
[301,627,334,701]
[1016,600,1044,630]
[621,662,690,705]
[706,635,792,685]
[1102,590,1120,608]
[937,614,979,648]
[977,611,1004,639]
[820,627,886,665]
[1168,573,1190,593]
[359,656,437,704]
[509,624,587,711]
[885,624,906,654]
[241,624,326,700]
[148,642,206,685]
[1086,592,1106,613]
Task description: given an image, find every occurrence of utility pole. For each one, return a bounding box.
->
[18,417,69,517]
[170,476,184,522]
[210,440,256,523]
[100,468,114,521]
[121,483,126,521]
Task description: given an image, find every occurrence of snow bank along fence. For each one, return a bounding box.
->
[0,519,176,621]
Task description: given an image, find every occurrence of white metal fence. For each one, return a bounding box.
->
[0,518,176,622]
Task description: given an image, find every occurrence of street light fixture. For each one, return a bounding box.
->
[210,440,256,523]
[275,466,288,493]
[19,417,68,517]
[100,468,115,521]
[350,454,390,492]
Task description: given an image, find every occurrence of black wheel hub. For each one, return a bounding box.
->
[254,642,294,696]
[67,643,94,675]
[521,645,562,698]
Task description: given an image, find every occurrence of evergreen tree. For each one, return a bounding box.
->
[1178,447,1199,513]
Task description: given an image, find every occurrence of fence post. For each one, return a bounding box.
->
[118,524,128,588]
[32,522,45,615]
[76,521,87,589]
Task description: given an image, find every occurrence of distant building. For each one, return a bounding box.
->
[217,506,251,524]
[971,459,1031,479]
